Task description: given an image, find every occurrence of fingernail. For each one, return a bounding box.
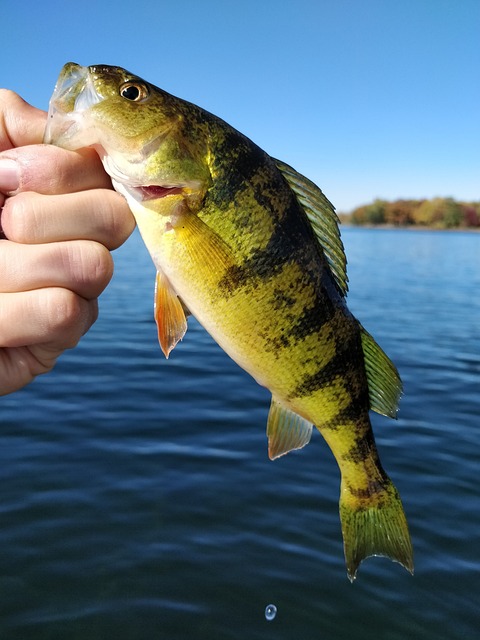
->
[0,158,19,193]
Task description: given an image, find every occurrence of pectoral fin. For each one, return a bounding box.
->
[173,211,236,281]
[154,270,188,359]
[267,397,313,460]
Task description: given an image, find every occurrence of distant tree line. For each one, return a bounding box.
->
[339,197,480,229]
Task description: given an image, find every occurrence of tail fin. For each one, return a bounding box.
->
[339,478,413,582]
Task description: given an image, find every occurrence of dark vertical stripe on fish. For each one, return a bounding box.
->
[290,330,367,400]
[208,130,268,206]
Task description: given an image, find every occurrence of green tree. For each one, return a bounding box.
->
[413,198,444,226]
[412,197,462,227]
[442,198,463,228]
[364,199,387,224]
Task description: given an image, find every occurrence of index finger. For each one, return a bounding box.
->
[0,90,46,150]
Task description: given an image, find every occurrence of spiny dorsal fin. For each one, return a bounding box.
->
[267,396,313,460]
[360,325,403,418]
[274,158,348,296]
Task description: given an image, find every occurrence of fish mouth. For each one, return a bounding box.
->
[135,185,184,200]
[102,152,189,202]
[96,145,195,204]
[44,63,101,147]
[120,182,190,204]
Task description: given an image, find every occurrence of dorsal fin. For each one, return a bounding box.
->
[275,158,348,296]
[267,396,313,460]
[360,325,403,418]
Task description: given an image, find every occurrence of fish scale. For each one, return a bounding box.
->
[45,62,413,581]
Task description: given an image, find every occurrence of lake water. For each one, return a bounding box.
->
[1,227,479,639]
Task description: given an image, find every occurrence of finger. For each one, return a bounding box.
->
[0,144,113,197]
[0,90,47,150]
[0,239,113,300]
[2,189,135,249]
[0,346,55,395]
[0,288,98,350]
[0,288,98,394]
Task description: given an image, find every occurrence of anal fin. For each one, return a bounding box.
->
[267,397,313,460]
[154,270,188,359]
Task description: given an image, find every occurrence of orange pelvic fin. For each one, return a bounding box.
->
[154,270,188,359]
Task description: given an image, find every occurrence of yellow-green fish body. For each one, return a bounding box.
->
[45,63,413,580]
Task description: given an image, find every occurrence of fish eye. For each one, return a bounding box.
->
[120,82,150,102]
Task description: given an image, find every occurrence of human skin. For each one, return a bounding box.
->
[0,90,135,395]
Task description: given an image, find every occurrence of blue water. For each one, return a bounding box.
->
[1,228,479,639]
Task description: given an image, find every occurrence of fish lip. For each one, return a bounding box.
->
[44,64,86,142]
[52,63,88,105]
[135,186,184,200]
[121,182,187,203]
[103,153,201,202]
[44,63,101,146]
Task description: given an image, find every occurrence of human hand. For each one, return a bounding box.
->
[0,90,135,395]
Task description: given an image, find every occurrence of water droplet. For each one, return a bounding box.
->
[265,604,277,621]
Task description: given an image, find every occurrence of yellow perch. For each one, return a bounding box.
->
[45,63,413,581]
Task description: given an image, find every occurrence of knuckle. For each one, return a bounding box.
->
[42,288,92,349]
[83,190,134,250]
[0,89,25,122]
[68,241,114,298]
[84,242,114,291]
[0,90,44,149]
[0,88,23,106]
[1,192,35,242]
[102,193,135,249]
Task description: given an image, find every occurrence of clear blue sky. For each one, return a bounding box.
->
[2,0,479,212]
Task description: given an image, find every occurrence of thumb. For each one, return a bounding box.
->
[0,90,47,150]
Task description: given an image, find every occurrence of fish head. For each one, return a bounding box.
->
[45,63,210,206]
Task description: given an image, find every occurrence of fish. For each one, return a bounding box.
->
[45,63,413,581]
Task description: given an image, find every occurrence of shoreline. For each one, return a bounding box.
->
[338,222,480,233]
